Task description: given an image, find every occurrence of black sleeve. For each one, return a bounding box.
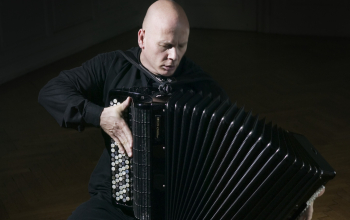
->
[38,53,113,131]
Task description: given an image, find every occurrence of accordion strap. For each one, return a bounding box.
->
[119,50,213,94]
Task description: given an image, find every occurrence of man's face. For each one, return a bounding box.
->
[139,23,189,77]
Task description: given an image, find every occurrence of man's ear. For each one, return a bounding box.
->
[138,29,145,49]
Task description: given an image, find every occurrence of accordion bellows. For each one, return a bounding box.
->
[108,88,335,220]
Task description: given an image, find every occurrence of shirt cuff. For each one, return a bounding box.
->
[84,102,104,127]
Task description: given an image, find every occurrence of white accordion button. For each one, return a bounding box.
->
[111,167,115,171]
[126,197,130,201]
[113,99,117,103]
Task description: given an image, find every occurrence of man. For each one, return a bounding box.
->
[39,1,217,219]
[39,1,322,219]
[100,0,192,158]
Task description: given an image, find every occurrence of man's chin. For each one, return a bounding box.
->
[158,67,176,77]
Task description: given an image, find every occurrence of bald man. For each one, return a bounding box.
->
[100,0,191,158]
[39,1,322,219]
[39,1,221,219]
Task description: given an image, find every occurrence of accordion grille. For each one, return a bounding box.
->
[132,106,151,220]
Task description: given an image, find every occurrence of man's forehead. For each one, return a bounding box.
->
[152,26,189,40]
[158,39,188,45]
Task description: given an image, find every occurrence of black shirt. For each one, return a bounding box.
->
[38,47,226,216]
[38,47,223,131]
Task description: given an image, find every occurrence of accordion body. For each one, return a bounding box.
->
[108,87,335,220]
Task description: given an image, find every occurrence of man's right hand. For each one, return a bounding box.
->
[100,97,133,157]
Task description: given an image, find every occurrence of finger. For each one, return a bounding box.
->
[113,116,132,157]
[110,135,119,154]
[120,96,132,111]
[119,120,133,156]
[110,120,131,157]
[125,126,133,154]
[111,135,125,155]
[121,127,133,157]
[111,120,125,147]
[116,129,131,157]
[307,202,314,220]
[318,187,325,197]
[117,133,129,154]
[116,140,126,155]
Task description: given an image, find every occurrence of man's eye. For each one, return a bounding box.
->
[179,44,187,49]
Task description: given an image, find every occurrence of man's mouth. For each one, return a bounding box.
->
[162,65,175,71]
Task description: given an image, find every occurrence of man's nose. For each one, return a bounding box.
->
[168,47,177,60]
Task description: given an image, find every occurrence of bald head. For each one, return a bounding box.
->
[142,0,189,32]
[138,0,190,77]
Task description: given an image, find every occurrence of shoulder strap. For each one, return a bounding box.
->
[118,50,213,94]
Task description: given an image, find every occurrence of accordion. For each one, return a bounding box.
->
[108,87,335,220]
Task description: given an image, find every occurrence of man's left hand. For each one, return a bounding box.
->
[297,187,325,220]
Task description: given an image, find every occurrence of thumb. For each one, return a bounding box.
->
[120,96,132,110]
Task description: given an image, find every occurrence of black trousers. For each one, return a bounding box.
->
[67,196,135,220]
[68,149,135,220]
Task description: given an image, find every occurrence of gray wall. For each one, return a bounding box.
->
[0,0,151,85]
[0,0,349,84]
[180,0,350,36]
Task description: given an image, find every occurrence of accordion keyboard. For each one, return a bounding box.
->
[109,99,133,206]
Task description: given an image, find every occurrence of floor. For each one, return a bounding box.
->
[0,28,349,219]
